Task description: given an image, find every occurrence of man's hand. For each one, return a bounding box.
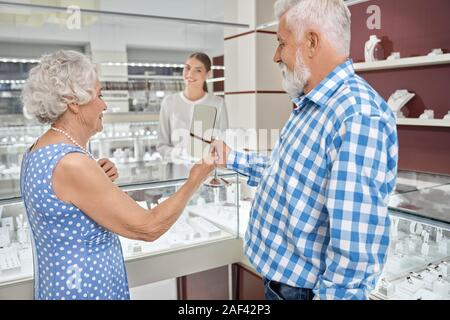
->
[210,140,231,168]
[98,158,119,182]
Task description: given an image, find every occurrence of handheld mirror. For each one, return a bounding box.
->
[189,104,217,144]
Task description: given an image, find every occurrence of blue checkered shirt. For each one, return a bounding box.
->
[227,60,398,300]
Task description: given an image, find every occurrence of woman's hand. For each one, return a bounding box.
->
[188,156,216,186]
[97,158,119,182]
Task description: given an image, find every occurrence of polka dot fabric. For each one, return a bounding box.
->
[20,143,130,300]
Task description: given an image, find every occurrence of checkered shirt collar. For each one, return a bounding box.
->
[292,59,355,114]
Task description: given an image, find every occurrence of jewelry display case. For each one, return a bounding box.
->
[0,120,161,199]
[89,121,161,174]
[371,170,450,300]
[1,150,448,300]
[0,165,243,299]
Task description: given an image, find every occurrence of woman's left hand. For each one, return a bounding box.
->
[97,158,119,182]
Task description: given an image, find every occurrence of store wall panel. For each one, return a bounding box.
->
[224,34,256,93]
[255,0,277,26]
[255,93,292,149]
[256,32,284,92]
[224,0,255,38]
[224,94,257,130]
[349,0,450,62]
[397,127,450,175]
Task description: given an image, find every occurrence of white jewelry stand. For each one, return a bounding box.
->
[378,278,395,298]
[188,216,221,237]
[398,276,425,294]
[427,48,444,56]
[387,90,416,117]
[387,52,401,60]
[432,276,449,296]
[0,227,10,248]
[443,111,450,120]
[364,35,382,62]
[0,247,21,273]
[419,110,434,119]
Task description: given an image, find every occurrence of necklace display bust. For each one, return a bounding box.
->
[364,35,383,62]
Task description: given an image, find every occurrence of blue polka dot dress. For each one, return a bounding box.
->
[20,143,130,300]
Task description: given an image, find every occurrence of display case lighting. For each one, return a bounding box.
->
[0,58,40,64]
[0,58,225,70]
[101,62,225,69]
[0,80,26,84]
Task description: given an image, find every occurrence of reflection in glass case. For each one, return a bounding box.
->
[390,185,450,224]
[101,78,184,114]
[0,169,240,288]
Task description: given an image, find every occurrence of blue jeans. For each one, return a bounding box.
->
[263,278,314,300]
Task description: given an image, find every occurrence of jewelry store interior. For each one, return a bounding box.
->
[0,0,449,300]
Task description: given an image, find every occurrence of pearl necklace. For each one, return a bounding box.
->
[51,127,94,159]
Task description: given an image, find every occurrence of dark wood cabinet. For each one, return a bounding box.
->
[177,263,264,300]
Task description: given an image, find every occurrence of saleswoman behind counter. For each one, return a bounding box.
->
[156,52,229,161]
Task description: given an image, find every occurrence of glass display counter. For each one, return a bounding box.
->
[1,147,448,300]
[0,165,243,299]
[236,169,450,300]
[370,170,450,300]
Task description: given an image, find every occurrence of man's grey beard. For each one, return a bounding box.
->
[279,52,311,98]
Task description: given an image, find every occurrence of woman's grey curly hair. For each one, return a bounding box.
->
[22,50,98,124]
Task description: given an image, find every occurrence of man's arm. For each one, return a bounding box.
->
[313,115,395,300]
[211,140,271,187]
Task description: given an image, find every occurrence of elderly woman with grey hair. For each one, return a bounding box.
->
[20,50,215,300]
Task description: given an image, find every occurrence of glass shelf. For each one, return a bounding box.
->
[390,170,450,224]
[396,118,450,127]
[353,53,450,72]
[393,170,450,195]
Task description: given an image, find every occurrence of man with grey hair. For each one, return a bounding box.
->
[212,0,398,300]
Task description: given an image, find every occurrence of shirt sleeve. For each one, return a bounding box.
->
[226,150,270,187]
[313,114,393,300]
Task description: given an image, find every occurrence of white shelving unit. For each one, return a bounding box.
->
[354,54,450,72]
[353,54,450,128]
[396,118,450,127]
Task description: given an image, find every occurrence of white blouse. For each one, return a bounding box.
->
[156,92,229,160]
